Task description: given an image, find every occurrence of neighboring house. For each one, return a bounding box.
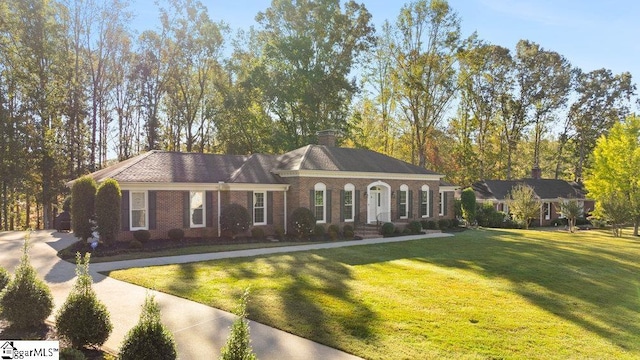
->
[74,131,457,241]
[471,167,594,226]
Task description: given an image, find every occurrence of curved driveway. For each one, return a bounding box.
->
[0,230,451,359]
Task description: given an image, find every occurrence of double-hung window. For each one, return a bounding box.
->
[314,183,326,223]
[439,191,445,216]
[399,184,408,219]
[130,191,147,230]
[190,191,205,228]
[253,191,266,225]
[543,202,551,220]
[344,184,355,222]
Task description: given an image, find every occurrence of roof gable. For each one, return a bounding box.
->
[276,145,440,175]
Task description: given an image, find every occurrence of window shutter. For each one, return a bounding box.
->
[396,190,401,220]
[340,190,345,222]
[429,190,433,217]
[409,190,414,218]
[310,189,315,211]
[354,190,360,223]
[247,191,253,225]
[326,190,332,223]
[267,191,274,225]
[183,191,190,228]
[121,190,130,231]
[148,191,157,230]
[418,190,423,217]
[206,191,213,227]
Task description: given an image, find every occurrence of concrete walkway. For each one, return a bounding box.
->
[0,230,452,359]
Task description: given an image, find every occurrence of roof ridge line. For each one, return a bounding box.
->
[107,150,158,180]
[298,144,313,170]
[227,154,254,182]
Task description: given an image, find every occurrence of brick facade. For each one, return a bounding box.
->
[117,180,455,242]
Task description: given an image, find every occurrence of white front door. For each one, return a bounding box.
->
[368,185,390,223]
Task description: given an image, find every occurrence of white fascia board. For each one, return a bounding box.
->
[439,186,459,192]
[274,170,444,181]
[120,182,289,192]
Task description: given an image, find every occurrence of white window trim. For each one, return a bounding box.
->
[421,185,430,218]
[439,191,445,216]
[314,183,326,224]
[544,202,551,220]
[130,190,148,231]
[399,184,409,219]
[253,191,267,226]
[344,183,355,222]
[190,191,206,228]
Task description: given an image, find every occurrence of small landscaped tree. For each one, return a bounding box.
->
[220,204,251,238]
[460,187,476,226]
[71,176,97,241]
[95,178,121,244]
[56,253,112,349]
[507,184,540,229]
[289,207,316,240]
[219,289,257,360]
[119,294,177,360]
[0,237,53,328]
[597,192,631,237]
[558,199,583,233]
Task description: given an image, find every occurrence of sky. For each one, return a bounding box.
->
[130,0,640,85]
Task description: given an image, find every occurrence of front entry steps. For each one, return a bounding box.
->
[355,223,442,239]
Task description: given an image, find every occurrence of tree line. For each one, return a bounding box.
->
[1,0,637,230]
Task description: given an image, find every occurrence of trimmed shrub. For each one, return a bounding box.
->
[408,221,422,234]
[426,220,437,230]
[381,222,395,237]
[56,253,112,349]
[274,227,285,240]
[461,187,476,225]
[0,266,9,292]
[290,207,316,240]
[0,239,53,329]
[71,176,97,241]
[129,240,143,250]
[220,204,251,237]
[251,227,265,239]
[133,230,151,243]
[167,228,185,241]
[402,227,411,235]
[95,179,121,244]
[59,348,86,360]
[219,289,257,360]
[63,196,72,212]
[451,218,461,228]
[476,203,507,228]
[313,224,325,238]
[119,294,177,360]
[342,224,354,239]
[438,219,451,230]
[328,224,340,241]
[420,220,429,229]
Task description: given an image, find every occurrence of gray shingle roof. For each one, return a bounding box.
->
[78,145,444,185]
[276,145,440,175]
[472,179,587,201]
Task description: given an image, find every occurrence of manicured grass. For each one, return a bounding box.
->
[108,228,640,359]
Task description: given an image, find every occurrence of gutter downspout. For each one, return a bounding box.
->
[284,187,288,234]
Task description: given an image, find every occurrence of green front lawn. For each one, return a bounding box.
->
[108,229,640,359]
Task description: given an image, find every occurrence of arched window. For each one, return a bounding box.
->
[314,183,327,223]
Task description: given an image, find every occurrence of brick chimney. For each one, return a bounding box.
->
[531,164,542,179]
[317,129,338,147]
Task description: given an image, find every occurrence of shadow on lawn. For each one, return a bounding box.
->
[218,254,378,349]
[334,228,640,352]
